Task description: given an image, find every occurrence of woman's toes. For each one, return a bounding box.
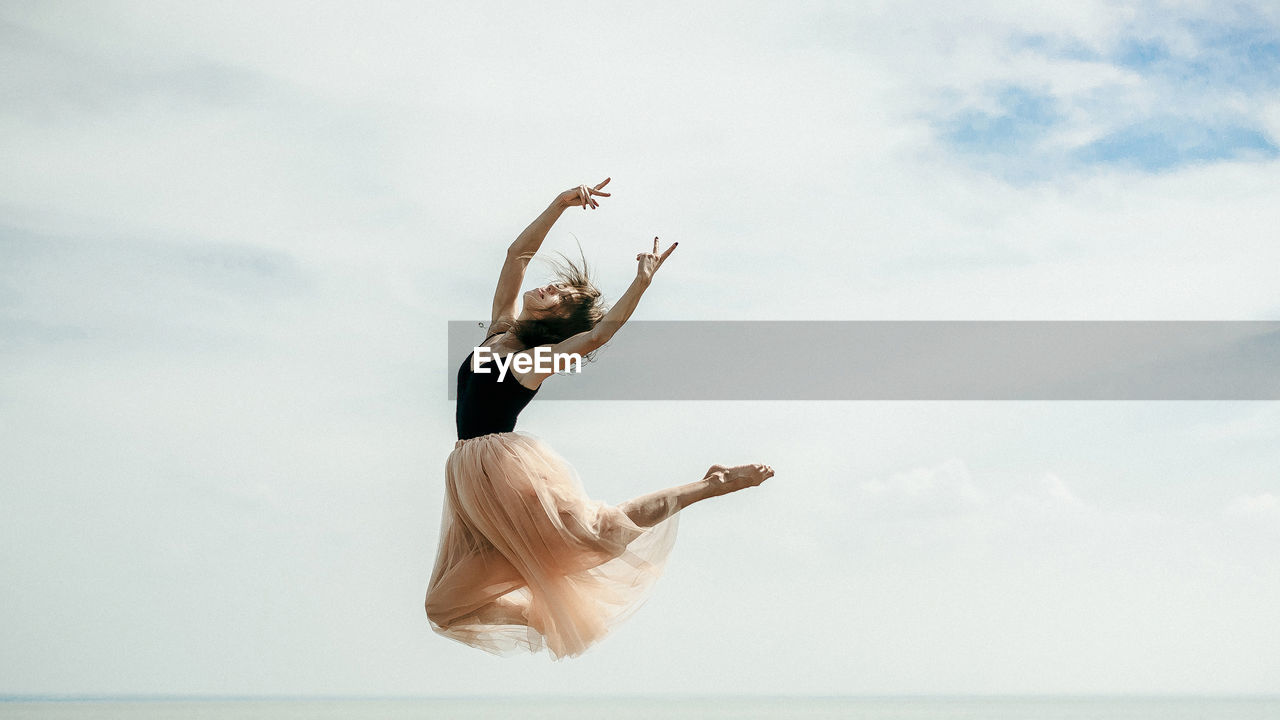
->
[705,463,775,495]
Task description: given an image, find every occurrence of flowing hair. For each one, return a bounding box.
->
[507,246,609,360]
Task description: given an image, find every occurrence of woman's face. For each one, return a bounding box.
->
[523,282,576,318]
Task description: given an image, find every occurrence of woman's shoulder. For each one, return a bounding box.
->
[487,316,517,337]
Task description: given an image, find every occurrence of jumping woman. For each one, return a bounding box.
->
[425,178,774,658]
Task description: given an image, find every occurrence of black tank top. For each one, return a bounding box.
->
[455,334,539,440]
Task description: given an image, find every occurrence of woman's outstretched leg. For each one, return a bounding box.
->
[618,463,774,527]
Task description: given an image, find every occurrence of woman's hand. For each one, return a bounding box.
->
[636,236,677,284]
[557,177,612,210]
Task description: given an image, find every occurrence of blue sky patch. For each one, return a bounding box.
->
[1075,120,1279,171]
[1020,16,1280,92]
[958,16,1280,180]
[1112,28,1280,92]
[940,86,1061,156]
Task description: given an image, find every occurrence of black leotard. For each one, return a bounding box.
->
[455,334,539,440]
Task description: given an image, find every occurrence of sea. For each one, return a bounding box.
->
[1,697,1277,720]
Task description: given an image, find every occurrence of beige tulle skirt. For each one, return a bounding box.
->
[425,431,679,659]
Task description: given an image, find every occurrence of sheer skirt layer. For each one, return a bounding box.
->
[425,432,678,659]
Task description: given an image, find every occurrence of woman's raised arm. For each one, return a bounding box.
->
[586,236,677,347]
[490,179,611,327]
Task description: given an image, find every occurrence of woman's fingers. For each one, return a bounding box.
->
[569,178,609,210]
[653,236,659,253]
[658,242,678,263]
[566,178,610,210]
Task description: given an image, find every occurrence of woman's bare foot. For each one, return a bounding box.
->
[703,464,775,497]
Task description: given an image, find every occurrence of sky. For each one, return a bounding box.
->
[2,0,1279,698]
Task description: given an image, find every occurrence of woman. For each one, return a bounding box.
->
[425,178,774,659]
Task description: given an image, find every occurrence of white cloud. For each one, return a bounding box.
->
[855,457,986,518]
[1010,471,1088,511]
[1224,492,1280,520]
